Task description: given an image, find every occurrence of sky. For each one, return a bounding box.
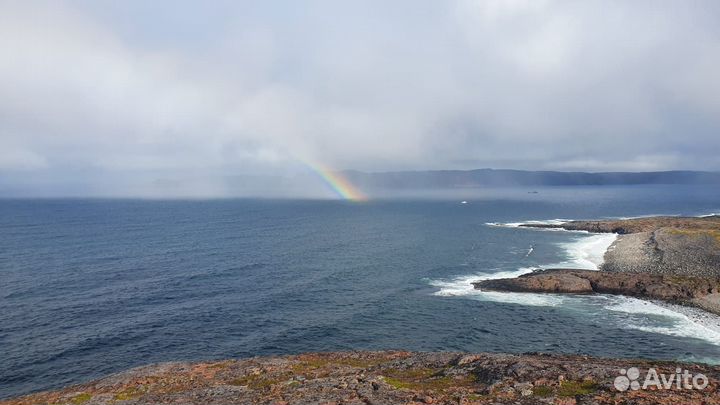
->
[1,0,719,197]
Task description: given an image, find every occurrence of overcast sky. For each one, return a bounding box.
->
[1,0,719,196]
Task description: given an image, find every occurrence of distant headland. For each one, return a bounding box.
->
[345,169,720,190]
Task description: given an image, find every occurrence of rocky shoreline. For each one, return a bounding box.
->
[520,215,720,277]
[2,351,719,405]
[475,268,720,314]
[475,216,720,314]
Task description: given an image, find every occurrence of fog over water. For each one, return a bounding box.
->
[1,1,720,197]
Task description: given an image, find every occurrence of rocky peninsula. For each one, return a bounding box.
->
[476,268,720,314]
[477,215,720,314]
[2,351,719,405]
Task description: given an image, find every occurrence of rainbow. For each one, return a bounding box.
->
[303,161,368,202]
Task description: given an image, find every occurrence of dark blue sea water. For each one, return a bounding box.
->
[2,185,720,398]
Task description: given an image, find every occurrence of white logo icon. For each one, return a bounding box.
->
[614,367,640,391]
[614,367,708,391]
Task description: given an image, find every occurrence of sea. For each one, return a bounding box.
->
[2,184,720,398]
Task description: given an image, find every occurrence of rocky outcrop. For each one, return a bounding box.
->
[476,270,594,294]
[474,215,720,317]
[521,216,720,277]
[519,215,720,234]
[475,269,720,313]
[603,228,720,276]
[2,351,719,405]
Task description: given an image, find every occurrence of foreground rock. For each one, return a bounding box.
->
[521,216,720,277]
[475,268,720,314]
[3,351,719,405]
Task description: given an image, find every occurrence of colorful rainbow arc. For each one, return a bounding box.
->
[303,161,368,202]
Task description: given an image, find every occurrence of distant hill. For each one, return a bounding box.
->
[343,169,720,189]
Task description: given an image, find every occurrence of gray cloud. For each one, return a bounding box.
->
[1,0,719,196]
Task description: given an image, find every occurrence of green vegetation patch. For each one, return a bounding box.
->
[291,355,391,373]
[69,392,92,404]
[113,386,145,401]
[381,368,477,392]
[556,380,598,397]
[111,383,154,402]
[668,228,720,244]
[532,385,553,397]
[208,361,233,369]
[465,393,489,402]
[290,360,330,377]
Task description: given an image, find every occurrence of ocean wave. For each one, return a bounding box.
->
[603,296,720,345]
[428,267,534,297]
[612,214,674,220]
[429,268,564,307]
[547,233,617,270]
[430,214,720,347]
[699,212,720,218]
[487,216,617,269]
[432,219,617,304]
[485,219,570,228]
[485,219,594,234]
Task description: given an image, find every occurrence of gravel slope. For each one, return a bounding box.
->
[522,216,720,277]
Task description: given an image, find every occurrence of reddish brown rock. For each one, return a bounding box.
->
[476,271,593,294]
[474,269,720,314]
[2,351,719,405]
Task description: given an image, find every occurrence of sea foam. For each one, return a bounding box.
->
[603,296,720,345]
[432,216,720,346]
[700,212,720,218]
[431,220,617,305]
[548,233,617,270]
[429,268,564,307]
[485,219,572,228]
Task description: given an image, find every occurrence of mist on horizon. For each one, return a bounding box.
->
[1,1,720,198]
